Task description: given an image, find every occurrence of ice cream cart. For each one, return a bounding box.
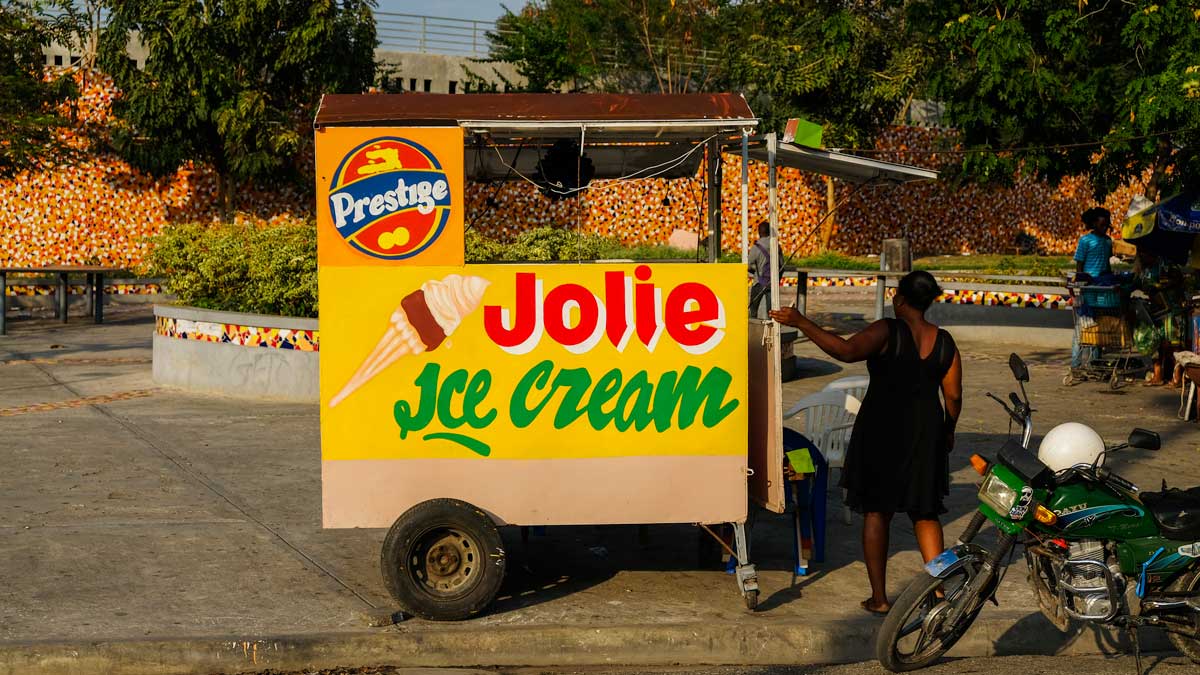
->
[314,94,934,620]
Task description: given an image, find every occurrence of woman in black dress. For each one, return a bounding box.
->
[771,271,962,615]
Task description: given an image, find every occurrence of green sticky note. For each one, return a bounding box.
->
[786,447,816,474]
[788,118,824,148]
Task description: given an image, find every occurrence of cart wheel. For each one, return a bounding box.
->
[1110,370,1123,390]
[1062,373,1076,387]
[744,588,760,611]
[380,498,505,621]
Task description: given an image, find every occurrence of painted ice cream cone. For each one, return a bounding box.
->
[329,274,489,408]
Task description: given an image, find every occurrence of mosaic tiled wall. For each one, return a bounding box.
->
[938,288,1070,309]
[0,71,1145,270]
[156,316,318,351]
[3,282,162,296]
[764,276,1071,307]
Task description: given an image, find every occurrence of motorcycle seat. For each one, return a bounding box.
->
[1140,486,1200,540]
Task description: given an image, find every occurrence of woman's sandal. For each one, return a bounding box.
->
[861,599,890,616]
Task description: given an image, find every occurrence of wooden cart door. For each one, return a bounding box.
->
[747,319,786,513]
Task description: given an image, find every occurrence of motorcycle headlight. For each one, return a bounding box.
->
[979,472,1018,515]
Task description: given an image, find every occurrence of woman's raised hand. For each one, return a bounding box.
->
[769,307,803,327]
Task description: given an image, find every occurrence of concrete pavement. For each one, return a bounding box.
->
[220,653,1200,674]
[1,295,1198,674]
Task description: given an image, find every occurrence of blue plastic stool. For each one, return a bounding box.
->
[783,429,828,575]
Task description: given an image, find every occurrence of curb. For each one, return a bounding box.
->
[0,612,1170,675]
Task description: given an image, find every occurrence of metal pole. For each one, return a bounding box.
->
[95,272,104,324]
[875,275,886,321]
[705,138,722,263]
[767,133,780,312]
[740,129,749,265]
[85,273,93,317]
[796,271,808,315]
[0,271,6,336]
[58,272,68,323]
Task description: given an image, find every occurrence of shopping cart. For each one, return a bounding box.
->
[1064,284,1152,389]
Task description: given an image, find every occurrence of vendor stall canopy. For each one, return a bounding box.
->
[314,93,936,188]
[1122,193,1200,267]
[748,142,938,185]
[314,93,760,182]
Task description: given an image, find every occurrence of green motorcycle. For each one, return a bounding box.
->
[877,354,1200,672]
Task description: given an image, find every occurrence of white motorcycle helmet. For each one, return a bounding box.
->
[1037,422,1106,473]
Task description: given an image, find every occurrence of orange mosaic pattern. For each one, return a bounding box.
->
[3,282,162,296]
[0,71,1147,269]
[155,316,319,351]
[0,72,310,269]
[810,276,877,288]
[0,389,157,417]
[939,288,1070,309]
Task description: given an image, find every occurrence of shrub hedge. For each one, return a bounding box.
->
[144,220,318,318]
[145,222,1072,318]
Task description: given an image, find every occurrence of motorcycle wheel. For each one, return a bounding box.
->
[876,562,989,672]
[1166,567,1200,664]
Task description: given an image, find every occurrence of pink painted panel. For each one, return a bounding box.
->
[322,455,748,528]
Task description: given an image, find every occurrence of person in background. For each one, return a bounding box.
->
[1074,207,1113,280]
[1135,248,1186,386]
[770,271,962,616]
[749,220,783,319]
[1072,207,1113,369]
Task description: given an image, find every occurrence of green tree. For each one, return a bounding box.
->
[723,1,924,147]
[487,3,589,92]
[0,0,85,176]
[486,0,725,93]
[912,1,1200,198]
[98,0,377,211]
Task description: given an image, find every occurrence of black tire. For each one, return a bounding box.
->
[1166,567,1200,664]
[380,498,505,621]
[876,564,990,672]
[744,588,759,611]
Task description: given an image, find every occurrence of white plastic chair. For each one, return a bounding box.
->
[822,375,869,403]
[784,390,860,525]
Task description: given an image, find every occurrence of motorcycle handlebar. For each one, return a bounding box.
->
[1096,467,1138,493]
[987,392,1027,426]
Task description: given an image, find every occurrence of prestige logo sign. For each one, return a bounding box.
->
[327,137,452,260]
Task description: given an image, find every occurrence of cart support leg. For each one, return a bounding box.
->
[732,522,759,608]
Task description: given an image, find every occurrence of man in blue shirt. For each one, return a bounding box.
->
[1072,207,1113,369]
[1074,207,1112,280]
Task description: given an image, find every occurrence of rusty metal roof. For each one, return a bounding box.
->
[314,93,757,132]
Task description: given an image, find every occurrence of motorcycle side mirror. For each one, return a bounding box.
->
[1009,354,1030,383]
[1128,428,1161,451]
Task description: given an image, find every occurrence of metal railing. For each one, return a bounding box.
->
[374,12,723,74]
[375,11,498,58]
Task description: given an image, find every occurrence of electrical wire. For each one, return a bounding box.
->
[487,134,719,197]
[467,141,522,230]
